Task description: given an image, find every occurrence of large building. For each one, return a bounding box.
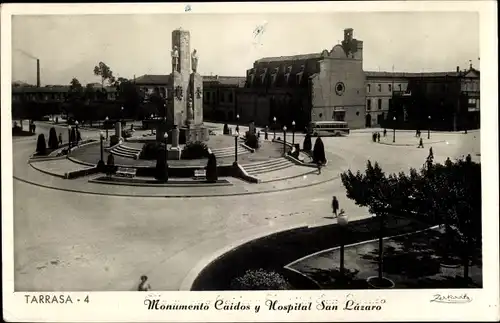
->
[365,64,480,130]
[238,28,366,130]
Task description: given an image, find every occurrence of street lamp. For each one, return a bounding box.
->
[392,117,396,143]
[234,131,239,163]
[283,125,288,155]
[67,125,72,150]
[105,116,109,140]
[75,121,79,146]
[163,132,169,162]
[427,115,431,139]
[291,120,296,145]
[337,211,349,283]
[150,114,154,135]
[99,131,104,162]
[236,114,240,133]
[273,116,277,140]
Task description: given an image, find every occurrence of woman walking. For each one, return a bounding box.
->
[332,196,339,217]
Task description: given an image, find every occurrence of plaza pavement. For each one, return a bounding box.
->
[12,121,480,291]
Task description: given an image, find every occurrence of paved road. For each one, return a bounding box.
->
[12,121,480,291]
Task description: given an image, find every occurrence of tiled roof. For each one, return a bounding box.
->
[134,74,245,87]
[134,74,171,85]
[365,71,469,78]
[255,53,322,63]
[12,86,70,93]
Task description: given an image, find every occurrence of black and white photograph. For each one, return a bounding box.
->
[2,2,498,322]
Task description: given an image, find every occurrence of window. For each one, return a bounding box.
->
[228,92,233,103]
[468,98,476,105]
[378,84,381,92]
[333,111,346,121]
[366,99,372,111]
[398,84,402,91]
[220,92,225,103]
[388,84,392,92]
[378,99,382,110]
[367,84,371,93]
[389,99,392,110]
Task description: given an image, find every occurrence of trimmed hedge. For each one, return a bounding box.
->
[36,134,47,155]
[181,141,209,160]
[140,141,164,160]
[230,269,291,290]
[65,166,100,179]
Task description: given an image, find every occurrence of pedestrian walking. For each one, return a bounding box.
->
[264,126,269,140]
[257,130,261,139]
[377,132,381,142]
[418,138,424,148]
[58,133,63,145]
[32,123,36,134]
[383,128,387,137]
[332,196,339,217]
[138,275,151,291]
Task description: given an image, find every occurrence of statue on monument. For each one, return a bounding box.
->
[187,95,194,123]
[171,46,179,73]
[191,49,199,73]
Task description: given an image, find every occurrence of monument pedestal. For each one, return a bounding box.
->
[181,125,209,143]
[168,147,182,160]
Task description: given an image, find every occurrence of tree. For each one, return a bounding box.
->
[155,147,169,182]
[341,161,399,287]
[36,133,47,155]
[93,62,114,88]
[303,133,312,151]
[48,127,59,150]
[312,136,326,164]
[206,153,218,182]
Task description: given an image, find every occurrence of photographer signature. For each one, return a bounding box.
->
[430,293,472,304]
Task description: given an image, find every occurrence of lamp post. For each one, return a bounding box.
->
[164,132,168,162]
[99,131,104,162]
[67,125,72,150]
[392,117,396,143]
[150,114,154,135]
[273,116,277,140]
[337,211,349,283]
[236,114,240,133]
[292,120,296,145]
[75,121,79,146]
[234,131,239,163]
[427,115,431,139]
[105,116,109,140]
[283,125,287,155]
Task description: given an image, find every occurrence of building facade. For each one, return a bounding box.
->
[238,28,366,130]
[365,64,480,130]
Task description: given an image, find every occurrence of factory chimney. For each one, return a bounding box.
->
[36,59,41,87]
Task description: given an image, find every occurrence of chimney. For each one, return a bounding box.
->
[36,59,41,87]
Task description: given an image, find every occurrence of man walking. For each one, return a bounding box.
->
[58,133,63,145]
[332,196,339,217]
[418,137,424,148]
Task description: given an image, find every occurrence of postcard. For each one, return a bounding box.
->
[1,1,498,322]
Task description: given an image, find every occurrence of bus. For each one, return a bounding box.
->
[308,121,350,137]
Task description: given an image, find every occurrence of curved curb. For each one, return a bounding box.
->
[179,224,309,291]
[28,162,66,179]
[378,140,446,147]
[13,172,341,199]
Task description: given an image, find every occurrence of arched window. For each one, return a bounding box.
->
[367,84,371,93]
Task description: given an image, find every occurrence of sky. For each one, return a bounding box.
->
[11,12,479,86]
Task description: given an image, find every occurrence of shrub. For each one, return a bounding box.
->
[106,154,117,177]
[97,159,105,171]
[110,135,120,147]
[303,133,312,151]
[70,128,77,144]
[140,141,164,160]
[206,153,218,182]
[48,127,59,149]
[230,269,291,290]
[155,147,169,182]
[36,134,47,155]
[244,132,259,149]
[313,136,326,164]
[181,141,209,160]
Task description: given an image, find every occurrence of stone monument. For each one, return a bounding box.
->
[165,28,209,159]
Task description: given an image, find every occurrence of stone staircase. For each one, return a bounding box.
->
[211,145,250,159]
[110,144,141,159]
[242,157,294,176]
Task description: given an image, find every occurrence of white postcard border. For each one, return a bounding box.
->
[2,1,498,322]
